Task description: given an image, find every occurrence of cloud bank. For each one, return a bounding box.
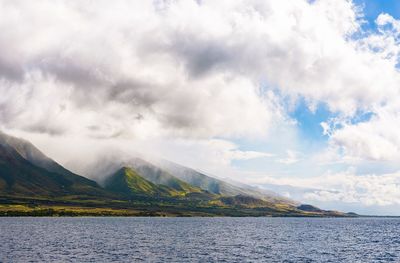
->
[1,0,399,141]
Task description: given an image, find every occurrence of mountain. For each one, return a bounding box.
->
[0,131,98,187]
[81,153,295,205]
[81,155,214,196]
[0,132,105,197]
[104,165,215,200]
[104,167,173,197]
[0,131,353,217]
[153,159,296,205]
[0,142,71,196]
[124,158,206,194]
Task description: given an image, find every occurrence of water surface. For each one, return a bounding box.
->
[0,217,399,262]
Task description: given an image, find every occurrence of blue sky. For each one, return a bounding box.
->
[355,0,400,22]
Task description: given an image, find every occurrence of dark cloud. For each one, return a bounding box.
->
[22,123,65,136]
[38,56,107,87]
[172,38,232,77]
[0,59,23,81]
[108,80,161,107]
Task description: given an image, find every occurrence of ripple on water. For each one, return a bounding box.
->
[0,217,399,262]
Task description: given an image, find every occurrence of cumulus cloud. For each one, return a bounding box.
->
[315,12,400,165]
[326,110,400,162]
[0,0,284,139]
[253,169,400,207]
[1,0,399,141]
[302,171,400,207]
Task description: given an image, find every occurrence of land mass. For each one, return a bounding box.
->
[0,131,356,217]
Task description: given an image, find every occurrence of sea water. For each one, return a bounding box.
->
[0,217,399,262]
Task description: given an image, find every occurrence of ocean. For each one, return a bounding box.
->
[1,217,399,262]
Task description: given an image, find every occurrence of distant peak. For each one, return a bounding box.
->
[118,166,134,173]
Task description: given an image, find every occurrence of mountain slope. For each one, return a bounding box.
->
[0,131,106,197]
[127,158,204,194]
[83,156,212,197]
[104,167,167,196]
[81,153,295,205]
[154,159,296,205]
[0,142,75,196]
[0,131,98,187]
[104,167,198,198]
[0,132,353,217]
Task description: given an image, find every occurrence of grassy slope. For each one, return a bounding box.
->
[155,160,296,205]
[104,167,214,199]
[0,134,108,198]
[0,131,97,186]
[129,159,203,194]
[0,195,351,217]
[105,167,169,196]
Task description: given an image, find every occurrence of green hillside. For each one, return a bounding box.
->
[0,133,108,198]
[104,167,170,197]
[0,131,99,188]
[104,167,215,199]
[0,143,70,196]
[154,160,296,205]
[0,131,353,217]
[128,159,205,194]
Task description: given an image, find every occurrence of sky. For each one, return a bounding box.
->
[1,0,400,215]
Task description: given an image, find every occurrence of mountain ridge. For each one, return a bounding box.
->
[81,153,297,205]
[0,131,354,217]
[105,167,170,197]
[0,131,109,197]
[152,158,297,205]
[0,131,99,188]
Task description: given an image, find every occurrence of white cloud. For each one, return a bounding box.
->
[0,0,286,140]
[329,112,400,162]
[317,13,400,165]
[277,150,301,164]
[302,171,400,207]
[252,169,400,207]
[1,0,399,141]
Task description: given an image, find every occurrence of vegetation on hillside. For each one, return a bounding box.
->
[0,131,355,217]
